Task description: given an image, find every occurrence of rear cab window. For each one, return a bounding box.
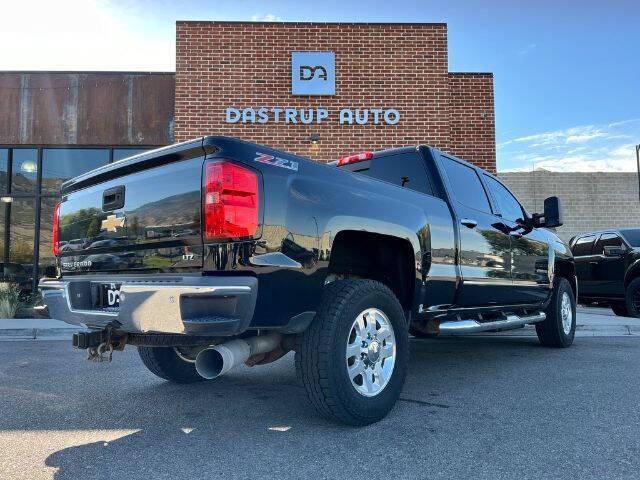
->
[342,151,435,196]
[571,235,596,256]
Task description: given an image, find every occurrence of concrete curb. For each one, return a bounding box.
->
[0,329,77,340]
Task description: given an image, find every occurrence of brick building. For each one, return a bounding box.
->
[174,21,496,171]
[0,21,496,289]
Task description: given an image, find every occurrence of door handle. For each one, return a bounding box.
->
[460,218,478,229]
[102,185,125,211]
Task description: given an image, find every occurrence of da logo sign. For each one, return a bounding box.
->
[291,51,335,96]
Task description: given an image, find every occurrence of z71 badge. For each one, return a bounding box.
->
[254,152,298,172]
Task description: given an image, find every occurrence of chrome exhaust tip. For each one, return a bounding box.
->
[194,333,281,380]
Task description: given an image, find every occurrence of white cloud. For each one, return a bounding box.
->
[499,121,640,172]
[565,132,605,143]
[608,118,640,128]
[251,13,283,22]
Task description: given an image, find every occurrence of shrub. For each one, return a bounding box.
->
[0,282,23,318]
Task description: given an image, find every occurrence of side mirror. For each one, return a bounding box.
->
[543,196,563,228]
[533,196,563,228]
[604,245,625,257]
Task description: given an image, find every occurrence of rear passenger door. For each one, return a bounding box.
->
[357,150,458,308]
[571,235,597,296]
[438,155,513,307]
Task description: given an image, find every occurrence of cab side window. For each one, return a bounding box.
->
[483,174,525,222]
[440,157,491,213]
[594,233,624,254]
[571,235,596,256]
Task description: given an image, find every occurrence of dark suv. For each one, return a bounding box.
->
[570,228,640,317]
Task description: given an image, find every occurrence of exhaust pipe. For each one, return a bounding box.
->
[195,332,282,379]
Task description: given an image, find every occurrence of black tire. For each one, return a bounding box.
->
[536,277,576,348]
[625,278,640,318]
[138,346,205,383]
[611,303,629,317]
[296,279,409,426]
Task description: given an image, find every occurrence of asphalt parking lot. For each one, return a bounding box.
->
[1,330,639,480]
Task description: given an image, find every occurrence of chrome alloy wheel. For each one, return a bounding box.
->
[560,291,573,335]
[345,308,396,397]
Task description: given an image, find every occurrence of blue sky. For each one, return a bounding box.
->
[2,0,639,171]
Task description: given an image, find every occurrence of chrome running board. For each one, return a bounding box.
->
[439,312,546,334]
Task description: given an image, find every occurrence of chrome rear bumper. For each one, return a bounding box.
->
[39,275,258,336]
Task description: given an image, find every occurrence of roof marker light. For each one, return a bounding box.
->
[337,152,374,166]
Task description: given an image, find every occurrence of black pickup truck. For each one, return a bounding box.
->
[40,136,576,425]
[570,228,640,317]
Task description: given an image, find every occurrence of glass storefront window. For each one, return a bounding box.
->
[38,197,58,275]
[12,149,38,193]
[113,148,149,162]
[0,149,8,193]
[10,200,35,265]
[42,148,109,195]
[0,146,160,290]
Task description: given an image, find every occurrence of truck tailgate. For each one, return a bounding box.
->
[57,156,204,274]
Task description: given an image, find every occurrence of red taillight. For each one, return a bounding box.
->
[204,160,259,241]
[337,151,374,166]
[52,202,61,256]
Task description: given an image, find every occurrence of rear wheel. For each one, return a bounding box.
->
[138,346,205,383]
[296,279,409,426]
[611,303,629,317]
[536,277,576,348]
[624,278,640,318]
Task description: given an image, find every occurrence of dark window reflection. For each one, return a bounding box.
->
[12,149,38,193]
[42,149,109,195]
[0,203,5,262]
[39,197,58,274]
[0,149,8,193]
[113,148,149,162]
[2,199,35,292]
[9,200,35,291]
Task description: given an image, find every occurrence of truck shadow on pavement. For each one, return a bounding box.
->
[7,336,621,479]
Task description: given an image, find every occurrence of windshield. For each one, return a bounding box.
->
[620,229,640,247]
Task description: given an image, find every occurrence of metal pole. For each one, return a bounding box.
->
[636,144,640,205]
[4,149,13,269]
[31,148,43,293]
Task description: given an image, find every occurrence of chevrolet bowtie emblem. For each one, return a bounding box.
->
[101,214,125,232]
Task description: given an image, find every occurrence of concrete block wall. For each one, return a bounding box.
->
[499,171,640,242]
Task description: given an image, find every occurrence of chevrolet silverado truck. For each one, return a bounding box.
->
[40,136,576,426]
